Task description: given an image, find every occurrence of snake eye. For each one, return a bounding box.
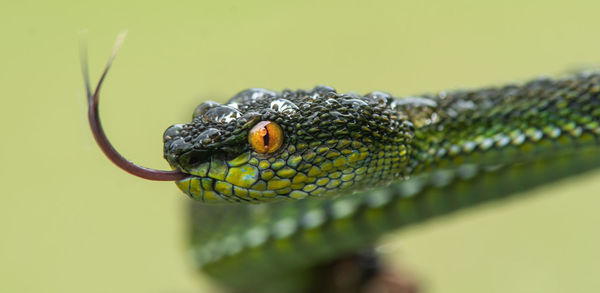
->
[248,121,283,154]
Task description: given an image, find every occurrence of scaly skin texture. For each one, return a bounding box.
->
[163,73,600,292]
[164,86,413,203]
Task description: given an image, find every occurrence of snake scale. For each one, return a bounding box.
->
[83,34,600,292]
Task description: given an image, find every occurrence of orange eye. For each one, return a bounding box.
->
[249,121,283,154]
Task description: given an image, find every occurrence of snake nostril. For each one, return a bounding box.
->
[180,150,212,169]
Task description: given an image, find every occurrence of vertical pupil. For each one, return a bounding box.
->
[263,127,270,147]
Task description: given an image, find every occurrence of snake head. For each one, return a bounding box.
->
[164,87,414,203]
[83,34,414,204]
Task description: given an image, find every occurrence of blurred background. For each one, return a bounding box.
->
[2,0,600,292]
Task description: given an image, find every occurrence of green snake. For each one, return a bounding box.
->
[83,34,600,292]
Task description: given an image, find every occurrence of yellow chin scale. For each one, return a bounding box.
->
[173,140,379,203]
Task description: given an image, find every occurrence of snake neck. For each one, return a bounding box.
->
[398,73,600,176]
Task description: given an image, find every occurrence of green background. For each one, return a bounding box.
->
[2,0,600,292]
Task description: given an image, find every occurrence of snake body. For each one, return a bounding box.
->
[157,73,600,292]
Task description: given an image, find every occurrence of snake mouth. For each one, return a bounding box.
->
[171,143,372,203]
[173,151,272,203]
[173,149,335,203]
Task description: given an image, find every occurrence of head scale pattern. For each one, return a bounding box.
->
[163,86,415,203]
